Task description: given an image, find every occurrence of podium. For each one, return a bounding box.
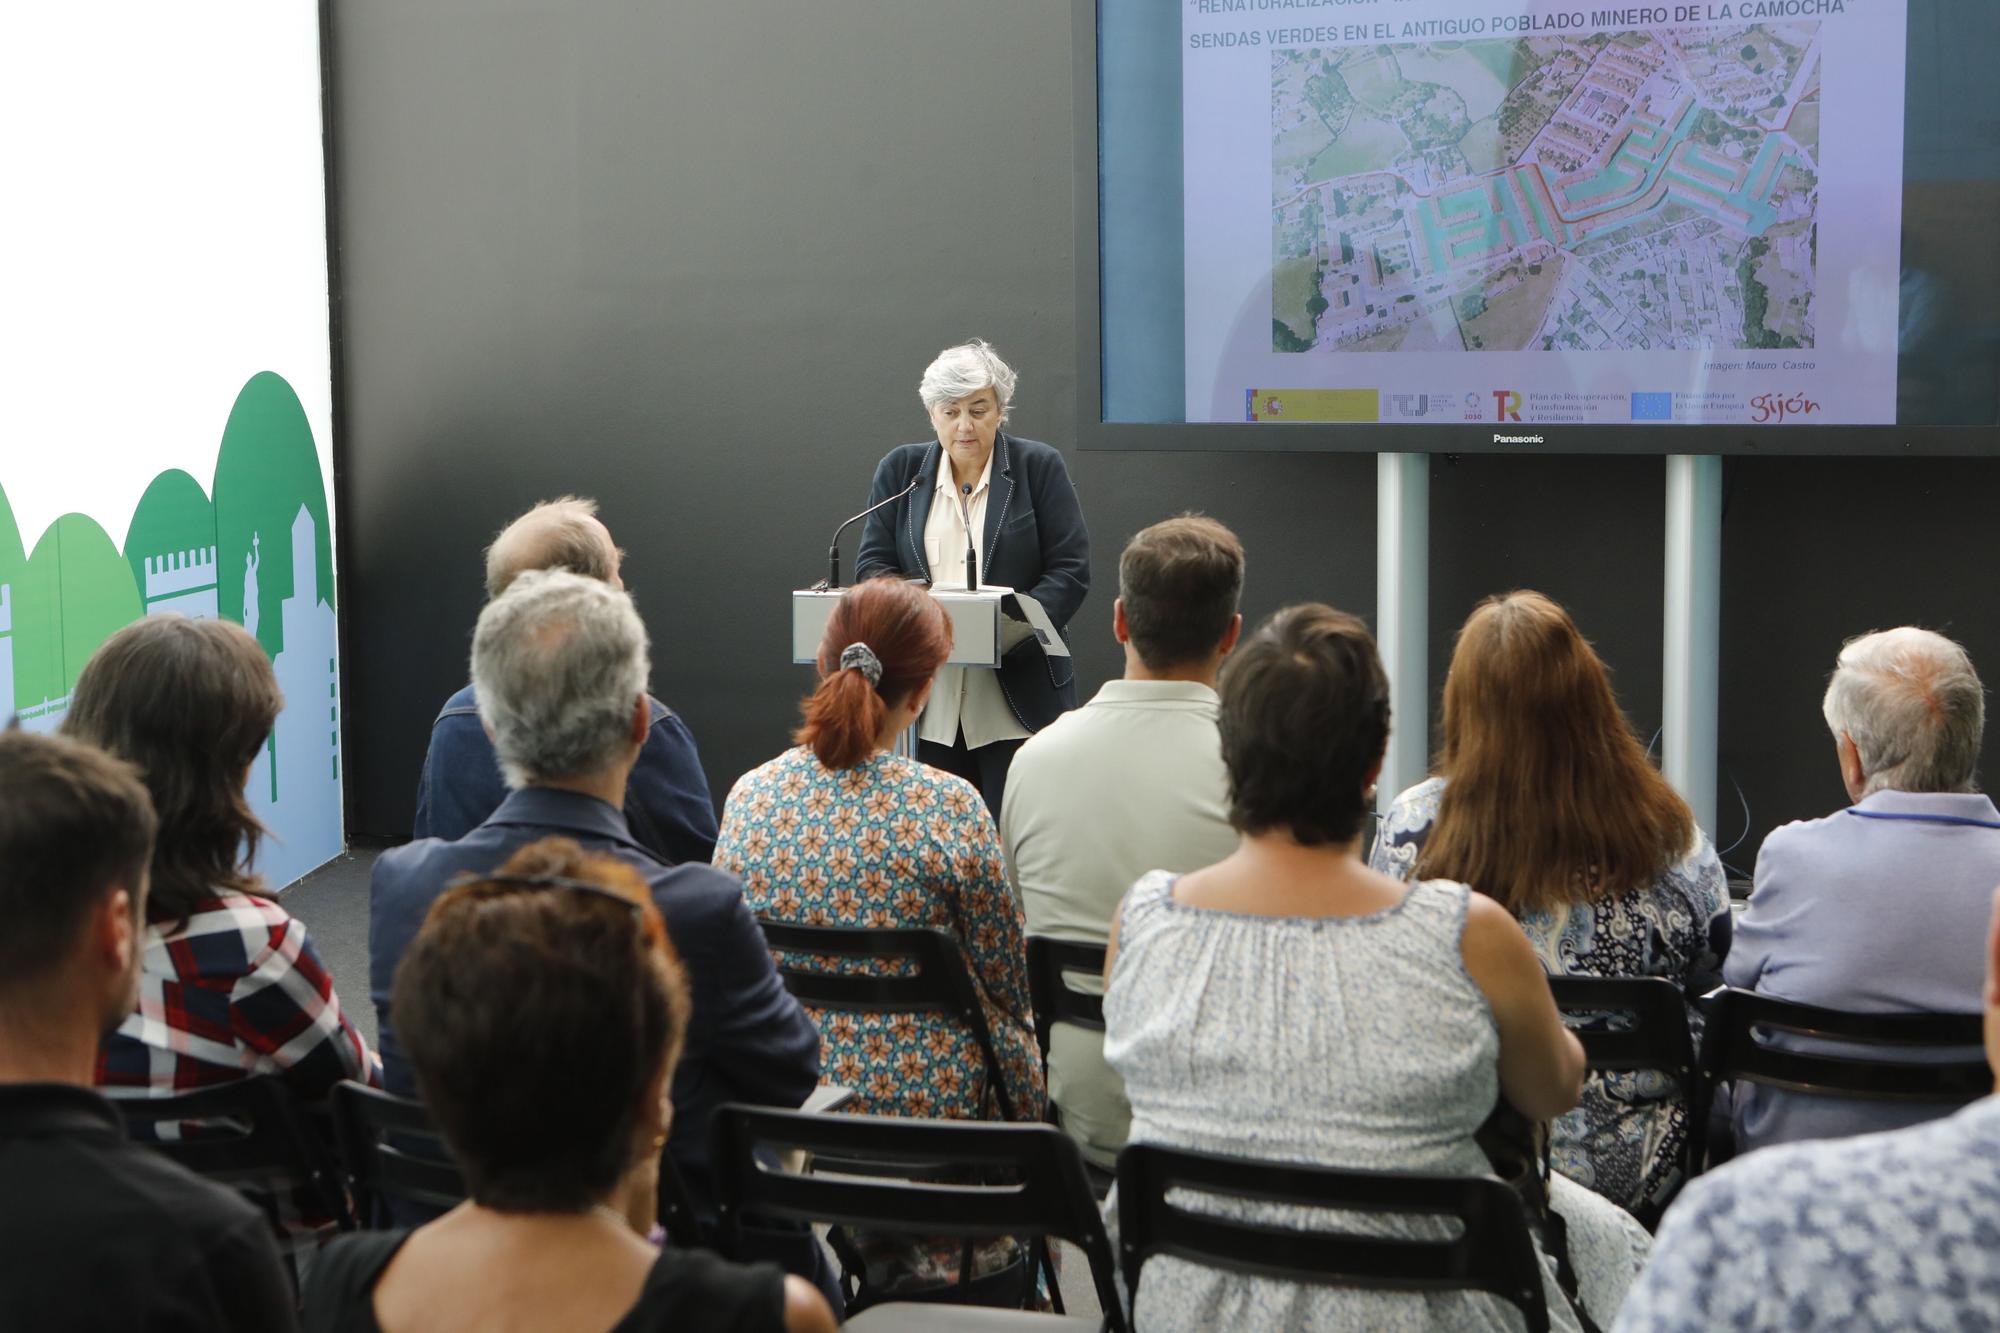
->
[791,584,1068,758]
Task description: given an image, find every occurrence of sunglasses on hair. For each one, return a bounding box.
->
[454,871,646,917]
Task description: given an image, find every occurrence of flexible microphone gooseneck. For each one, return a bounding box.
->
[823,477,922,590]
[960,482,978,590]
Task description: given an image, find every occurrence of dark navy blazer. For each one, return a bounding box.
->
[412,685,719,865]
[855,433,1090,733]
[368,787,820,1211]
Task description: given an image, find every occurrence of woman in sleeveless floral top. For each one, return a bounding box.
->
[715,578,1043,1301]
[1371,591,1730,1223]
[1104,604,1649,1331]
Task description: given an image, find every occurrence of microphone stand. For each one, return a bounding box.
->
[960,482,979,590]
[821,477,921,590]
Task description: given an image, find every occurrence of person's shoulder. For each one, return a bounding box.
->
[1386,775,1446,819]
[635,1246,787,1327]
[305,1230,411,1310]
[1759,805,1848,854]
[65,1130,273,1246]
[877,440,932,473]
[653,858,752,919]
[910,762,985,823]
[1004,435,1071,474]
[435,682,479,717]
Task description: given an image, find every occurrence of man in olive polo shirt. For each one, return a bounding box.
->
[0,730,296,1332]
[1000,515,1245,1168]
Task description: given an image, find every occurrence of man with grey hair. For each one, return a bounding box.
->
[1725,626,2000,1153]
[412,495,718,865]
[369,571,825,1284]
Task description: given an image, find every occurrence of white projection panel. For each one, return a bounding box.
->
[0,5,342,886]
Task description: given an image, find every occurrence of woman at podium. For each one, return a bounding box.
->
[856,339,1090,814]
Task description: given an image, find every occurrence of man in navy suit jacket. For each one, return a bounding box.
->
[372,570,820,1255]
[411,495,718,865]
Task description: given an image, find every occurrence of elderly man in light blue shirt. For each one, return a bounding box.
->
[1001,515,1244,1169]
[1725,626,2000,1153]
[1618,885,2000,1332]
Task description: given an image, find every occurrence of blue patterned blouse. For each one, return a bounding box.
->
[1616,1096,2000,1330]
[714,747,1045,1125]
[1371,777,1731,1218]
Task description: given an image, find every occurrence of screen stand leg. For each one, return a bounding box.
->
[893,721,919,762]
[1663,454,1721,837]
[1376,452,1429,818]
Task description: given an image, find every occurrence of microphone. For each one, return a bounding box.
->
[823,477,921,590]
[960,482,978,590]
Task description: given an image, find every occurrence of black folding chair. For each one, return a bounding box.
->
[1548,975,1699,1221]
[331,1081,704,1246]
[329,1081,466,1226]
[1695,986,1988,1167]
[114,1075,353,1233]
[1026,937,1108,1059]
[760,922,1017,1122]
[1026,937,1115,1198]
[711,1103,1125,1331]
[1117,1143,1550,1333]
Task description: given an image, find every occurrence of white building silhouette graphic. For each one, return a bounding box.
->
[0,583,13,729]
[143,545,220,619]
[244,506,342,887]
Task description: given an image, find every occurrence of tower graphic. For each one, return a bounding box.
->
[142,546,220,619]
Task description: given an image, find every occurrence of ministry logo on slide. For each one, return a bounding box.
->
[1491,390,1522,422]
[1631,392,1674,421]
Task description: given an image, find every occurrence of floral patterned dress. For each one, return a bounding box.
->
[1370,777,1731,1221]
[715,746,1045,1125]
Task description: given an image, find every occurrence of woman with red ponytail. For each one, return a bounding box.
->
[713,577,1045,1301]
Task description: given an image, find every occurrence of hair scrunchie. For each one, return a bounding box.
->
[838,642,883,687]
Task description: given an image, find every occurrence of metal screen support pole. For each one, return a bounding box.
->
[1662,454,1721,836]
[1376,453,1429,813]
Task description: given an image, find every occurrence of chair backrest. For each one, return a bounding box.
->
[330,1081,467,1224]
[758,920,1015,1120]
[1027,936,1108,1058]
[1548,975,1696,1082]
[1698,986,1989,1102]
[1117,1143,1549,1333]
[330,1081,706,1245]
[711,1103,1125,1330]
[114,1075,351,1229]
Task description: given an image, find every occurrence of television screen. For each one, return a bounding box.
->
[1085,0,2000,450]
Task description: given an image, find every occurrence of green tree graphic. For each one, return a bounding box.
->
[16,516,143,715]
[214,372,334,660]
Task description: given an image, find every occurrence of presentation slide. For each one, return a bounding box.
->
[1180,0,1906,428]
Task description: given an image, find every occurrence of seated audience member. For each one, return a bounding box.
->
[306,839,836,1333]
[714,576,1044,1300]
[1617,886,2000,1332]
[372,571,822,1280]
[1000,514,1243,1169]
[1724,626,1999,1153]
[1371,591,1727,1220]
[62,617,376,1238]
[1106,604,1650,1332]
[0,730,298,1332]
[413,495,717,865]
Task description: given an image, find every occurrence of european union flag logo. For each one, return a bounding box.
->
[1631,392,1673,421]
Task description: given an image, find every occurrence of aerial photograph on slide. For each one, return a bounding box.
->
[1271,25,1821,355]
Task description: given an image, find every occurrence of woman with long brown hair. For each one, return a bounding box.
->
[62,614,377,1242]
[1370,591,1730,1222]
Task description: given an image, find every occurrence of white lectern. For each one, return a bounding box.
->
[791,584,1068,758]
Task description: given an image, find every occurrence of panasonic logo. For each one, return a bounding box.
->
[1493,433,1546,444]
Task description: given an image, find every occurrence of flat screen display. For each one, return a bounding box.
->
[1087,0,2000,449]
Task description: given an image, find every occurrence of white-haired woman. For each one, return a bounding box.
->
[856,339,1090,815]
